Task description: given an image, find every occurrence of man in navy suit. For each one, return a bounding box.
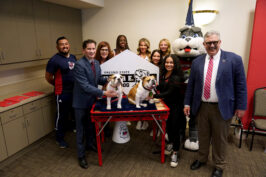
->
[72,39,117,169]
[184,30,247,177]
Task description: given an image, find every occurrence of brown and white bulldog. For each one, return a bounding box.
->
[106,74,123,110]
[128,76,156,108]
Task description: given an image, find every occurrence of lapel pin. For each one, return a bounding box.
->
[222,59,226,63]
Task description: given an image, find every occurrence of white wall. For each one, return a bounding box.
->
[82,0,257,71]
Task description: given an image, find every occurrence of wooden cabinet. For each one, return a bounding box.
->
[0,95,55,160]
[0,124,8,161]
[23,101,45,144]
[33,0,53,59]
[1,107,28,156]
[41,96,56,135]
[0,0,22,64]
[0,0,82,64]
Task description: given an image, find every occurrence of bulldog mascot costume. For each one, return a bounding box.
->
[172,0,205,151]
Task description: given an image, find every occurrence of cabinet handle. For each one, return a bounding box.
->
[27,119,30,126]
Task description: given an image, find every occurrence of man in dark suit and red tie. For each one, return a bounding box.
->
[184,30,247,177]
[72,39,117,169]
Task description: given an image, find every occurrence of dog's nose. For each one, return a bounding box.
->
[185,37,191,42]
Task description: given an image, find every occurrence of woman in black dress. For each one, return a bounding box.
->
[154,54,184,167]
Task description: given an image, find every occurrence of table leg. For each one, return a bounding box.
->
[153,120,156,141]
[95,121,103,166]
[101,122,105,143]
[161,118,166,163]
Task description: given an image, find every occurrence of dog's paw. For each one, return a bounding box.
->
[140,103,147,107]
[117,104,122,109]
[136,105,141,108]
[106,105,111,110]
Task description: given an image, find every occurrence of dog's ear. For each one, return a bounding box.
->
[142,76,147,80]
[108,75,112,82]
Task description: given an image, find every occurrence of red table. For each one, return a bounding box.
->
[90,99,169,166]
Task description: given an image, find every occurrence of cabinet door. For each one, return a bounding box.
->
[67,9,82,55]
[0,0,22,64]
[0,124,8,162]
[33,0,53,59]
[48,3,70,55]
[25,109,45,144]
[15,0,38,61]
[42,102,56,135]
[2,117,28,156]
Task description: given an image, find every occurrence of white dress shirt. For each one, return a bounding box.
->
[201,50,221,102]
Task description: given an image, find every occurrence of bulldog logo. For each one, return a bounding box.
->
[68,61,75,70]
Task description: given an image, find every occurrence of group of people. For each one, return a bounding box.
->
[45,31,247,177]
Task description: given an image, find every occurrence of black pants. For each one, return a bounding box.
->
[55,93,74,141]
[166,104,185,151]
[75,108,95,158]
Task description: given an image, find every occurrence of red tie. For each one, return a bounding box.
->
[203,57,213,100]
[91,61,96,76]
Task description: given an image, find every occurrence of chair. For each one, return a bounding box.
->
[248,87,266,151]
[231,115,243,148]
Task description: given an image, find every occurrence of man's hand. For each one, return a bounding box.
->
[235,109,245,118]
[184,106,190,116]
[104,90,118,97]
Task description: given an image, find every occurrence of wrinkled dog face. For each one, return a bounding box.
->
[172,26,205,57]
[109,74,123,86]
[142,76,156,90]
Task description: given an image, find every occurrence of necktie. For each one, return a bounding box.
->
[91,61,96,76]
[203,57,213,100]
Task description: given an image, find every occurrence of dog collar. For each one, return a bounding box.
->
[110,84,118,90]
[142,82,153,91]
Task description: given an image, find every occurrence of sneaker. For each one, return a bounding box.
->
[164,143,173,155]
[150,130,161,137]
[141,121,149,130]
[56,140,69,148]
[136,121,142,130]
[170,152,179,167]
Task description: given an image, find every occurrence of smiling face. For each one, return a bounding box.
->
[203,34,221,57]
[151,51,161,65]
[83,43,96,59]
[57,39,70,55]
[139,41,147,54]
[165,56,174,72]
[119,36,127,49]
[159,41,168,53]
[100,46,109,59]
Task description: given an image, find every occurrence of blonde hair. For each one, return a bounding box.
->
[158,38,171,57]
[137,38,151,57]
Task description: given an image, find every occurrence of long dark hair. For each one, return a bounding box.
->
[150,49,162,66]
[114,35,130,55]
[160,54,184,81]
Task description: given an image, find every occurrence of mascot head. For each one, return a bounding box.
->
[172,26,205,57]
[172,0,205,58]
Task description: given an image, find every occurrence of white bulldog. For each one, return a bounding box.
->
[128,76,156,108]
[106,74,123,110]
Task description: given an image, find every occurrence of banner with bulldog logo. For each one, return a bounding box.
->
[100,50,159,95]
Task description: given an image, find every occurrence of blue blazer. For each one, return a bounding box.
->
[72,56,107,109]
[184,50,247,120]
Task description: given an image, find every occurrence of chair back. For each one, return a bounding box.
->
[253,87,266,117]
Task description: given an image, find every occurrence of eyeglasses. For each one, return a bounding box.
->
[205,41,219,46]
[100,49,108,52]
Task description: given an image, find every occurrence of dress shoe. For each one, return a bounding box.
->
[190,160,206,170]
[211,168,223,177]
[78,157,88,169]
[86,144,98,153]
